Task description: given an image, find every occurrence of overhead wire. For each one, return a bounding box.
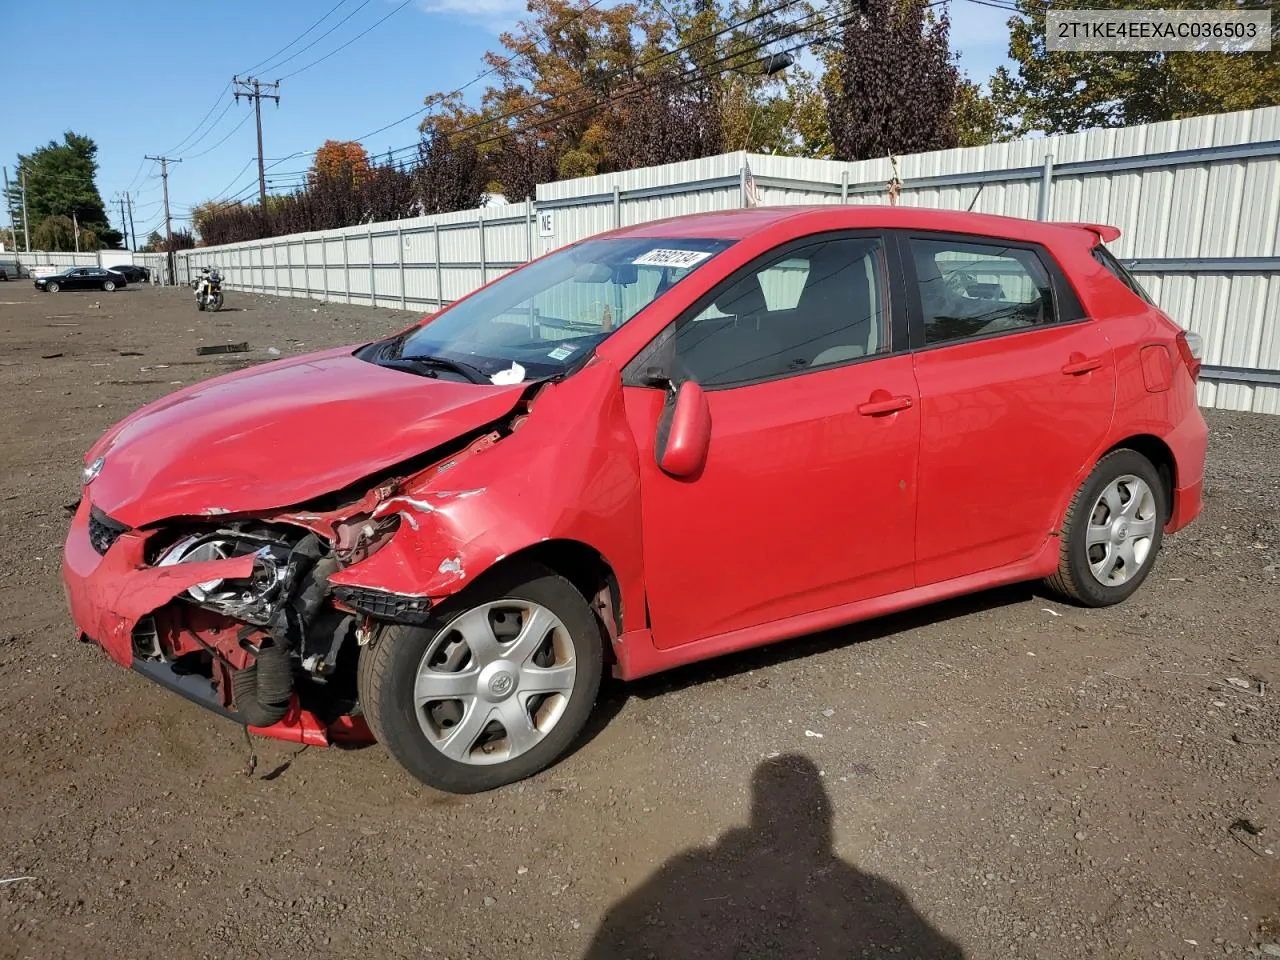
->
[184,111,254,161]
[280,0,417,80]
[239,0,351,75]
[161,82,232,156]
[256,0,376,76]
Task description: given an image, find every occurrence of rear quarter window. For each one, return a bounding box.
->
[1093,246,1155,305]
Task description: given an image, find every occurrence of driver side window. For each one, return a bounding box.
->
[672,236,889,388]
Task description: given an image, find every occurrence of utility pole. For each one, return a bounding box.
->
[117,195,130,250]
[2,166,16,252]
[145,155,181,283]
[126,192,136,255]
[72,210,80,253]
[20,169,30,252]
[233,76,280,215]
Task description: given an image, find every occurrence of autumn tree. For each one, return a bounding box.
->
[992,0,1280,135]
[310,140,372,189]
[825,0,959,161]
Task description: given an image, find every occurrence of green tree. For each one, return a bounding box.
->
[951,80,1005,147]
[14,133,121,249]
[31,214,98,252]
[141,231,164,253]
[993,0,1280,135]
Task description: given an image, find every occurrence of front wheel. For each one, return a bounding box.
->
[196,298,206,311]
[358,564,604,793]
[211,292,224,311]
[1046,449,1166,607]
[103,280,116,292]
[46,281,60,293]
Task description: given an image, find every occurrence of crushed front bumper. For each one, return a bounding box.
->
[63,499,370,746]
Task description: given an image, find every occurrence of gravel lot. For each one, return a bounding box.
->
[0,283,1277,960]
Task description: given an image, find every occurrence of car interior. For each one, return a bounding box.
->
[674,238,887,386]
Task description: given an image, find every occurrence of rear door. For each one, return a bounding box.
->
[901,232,1116,585]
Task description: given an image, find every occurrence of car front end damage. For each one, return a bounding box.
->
[63,425,507,747]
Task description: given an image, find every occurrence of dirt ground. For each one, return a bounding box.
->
[0,283,1276,960]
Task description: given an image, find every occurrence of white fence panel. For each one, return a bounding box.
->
[177,106,1279,412]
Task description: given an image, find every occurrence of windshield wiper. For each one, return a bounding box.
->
[383,353,488,384]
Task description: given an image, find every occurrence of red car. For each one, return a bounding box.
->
[63,207,1207,793]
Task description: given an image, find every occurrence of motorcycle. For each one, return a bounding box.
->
[194,269,224,312]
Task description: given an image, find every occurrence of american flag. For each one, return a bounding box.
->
[743,163,761,208]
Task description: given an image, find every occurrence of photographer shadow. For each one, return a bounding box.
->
[583,754,964,960]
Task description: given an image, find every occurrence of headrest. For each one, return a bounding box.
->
[714,279,768,318]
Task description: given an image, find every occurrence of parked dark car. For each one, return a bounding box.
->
[35,267,127,293]
[108,264,150,284]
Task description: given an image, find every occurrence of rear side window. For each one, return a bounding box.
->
[907,238,1057,346]
[1093,246,1155,305]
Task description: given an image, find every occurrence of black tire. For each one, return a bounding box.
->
[47,281,60,293]
[1046,449,1166,607]
[103,280,116,292]
[357,563,604,793]
[196,299,206,311]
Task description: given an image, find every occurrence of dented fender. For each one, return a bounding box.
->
[329,360,648,630]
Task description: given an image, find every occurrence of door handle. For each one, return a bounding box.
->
[1062,354,1104,375]
[857,393,913,416]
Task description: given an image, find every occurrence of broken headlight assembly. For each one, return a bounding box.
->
[154,526,299,625]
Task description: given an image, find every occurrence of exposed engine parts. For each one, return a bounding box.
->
[156,527,297,626]
[151,523,358,727]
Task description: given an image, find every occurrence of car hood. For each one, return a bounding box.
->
[87,346,527,528]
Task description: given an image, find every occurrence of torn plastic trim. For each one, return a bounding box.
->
[332,586,432,626]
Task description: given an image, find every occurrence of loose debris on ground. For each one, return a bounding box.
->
[0,287,1276,959]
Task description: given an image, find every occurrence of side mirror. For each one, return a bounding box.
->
[655,380,711,479]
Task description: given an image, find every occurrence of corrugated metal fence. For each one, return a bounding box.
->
[8,250,173,283]
[180,105,1280,413]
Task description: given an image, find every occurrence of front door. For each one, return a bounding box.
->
[622,233,921,649]
[901,233,1117,585]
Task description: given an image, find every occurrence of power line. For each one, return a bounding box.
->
[258,0,376,75]
[175,98,236,156]
[161,82,232,156]
[474,0,925,149]
[433,0,809,148]
[240,0,350,75]
[185,111,254,161]
[280,0,417,80]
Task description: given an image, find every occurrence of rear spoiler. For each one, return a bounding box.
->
[1064,222,1121,244]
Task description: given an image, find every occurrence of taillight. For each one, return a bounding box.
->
[1176,330,1202,382]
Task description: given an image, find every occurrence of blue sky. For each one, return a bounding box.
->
[0,0,1013,244]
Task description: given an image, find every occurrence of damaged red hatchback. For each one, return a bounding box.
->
[64,207,1208,793]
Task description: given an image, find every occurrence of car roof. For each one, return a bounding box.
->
[606,205,1116,247]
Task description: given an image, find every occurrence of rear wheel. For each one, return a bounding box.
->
[357,564,603,793]
[47,281,60,293]
[1046,449,1166,606]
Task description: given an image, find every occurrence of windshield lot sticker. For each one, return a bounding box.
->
[632,249,713,268]
[547,345,575,361]
[490,361,526,385]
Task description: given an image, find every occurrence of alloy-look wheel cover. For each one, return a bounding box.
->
[1086,474,1158,586]
[413,600,577,765]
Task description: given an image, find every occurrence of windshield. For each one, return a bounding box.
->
[379,236,733,382]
